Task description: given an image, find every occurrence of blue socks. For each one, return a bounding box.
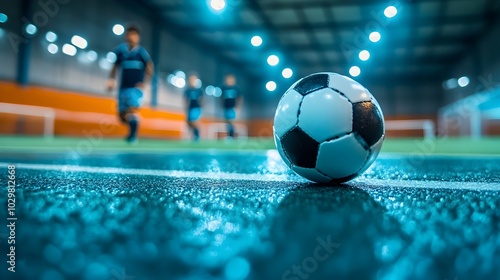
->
[127,116,139,142]
[193,127,200,141]
[227,123,235,138]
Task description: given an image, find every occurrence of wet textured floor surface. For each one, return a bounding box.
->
[1,150,500,280]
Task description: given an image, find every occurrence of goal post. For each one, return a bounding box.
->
[0,103,55,138]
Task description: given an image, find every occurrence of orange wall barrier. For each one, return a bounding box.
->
[0,82,187,139]
[4,81,485,139]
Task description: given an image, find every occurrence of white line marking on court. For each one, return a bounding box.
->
[0,162,499,190]
[0,162,292,182]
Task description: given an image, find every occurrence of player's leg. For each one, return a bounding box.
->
[187,108,201,141]
[224,108,236,138]
[125,107,140,142]
[119,88,143,143]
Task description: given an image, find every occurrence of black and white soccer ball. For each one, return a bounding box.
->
[273,72,385,183]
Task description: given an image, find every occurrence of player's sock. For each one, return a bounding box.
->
[193,127,200,141]
[127,115,139,142]
[227,123,235,138]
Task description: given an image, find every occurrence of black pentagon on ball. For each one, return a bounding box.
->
[280,127,319,168]
[293,73,329,96]
[352,101,384,147]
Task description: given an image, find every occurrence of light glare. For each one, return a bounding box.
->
[62,44,77,56]
[251,36,262,47]
[86,50,98,62]
[359,50,370,61]
[267,55,279,66]
[99,58,112,70]
[25,24,37,35]
[282,68,293,79]
[0,13,8,23]
[45,31,57,42]
[113,24,125,35]
[349,66,361,77]
[369,32,381,43]
[47,44,58,54]
[106,52,117,63]
[210,0,226,11]
[458,76,470,87]
[71,35,88,49]
[384,6,398,18]
[266,81,277,92]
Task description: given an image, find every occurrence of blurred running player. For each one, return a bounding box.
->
[107,25,154,143]
[184,73,203,141]
[221,74,241,139]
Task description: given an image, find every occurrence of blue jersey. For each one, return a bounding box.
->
[113,43,152,89]
[222,86,240,109]
[184,88,203,109]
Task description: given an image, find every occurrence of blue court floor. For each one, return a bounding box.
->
[0,150,499,280]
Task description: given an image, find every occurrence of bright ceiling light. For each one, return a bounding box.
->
[384,6,398,18]
[213,87,222,97]
[251,36,262,47]
[210,0,226,11]
[267,55,279,66]
[174,77,186,88]
[359,50,370,61]
[62,44,77,56]
[25,24,37,35]
[282,68,293,79]
[47,44,58,54]
[0,13,8,23]
[266,81,277,92]
[458,76,470,87]
[205,85,215,96]
[45,31,57,42]
[349,66,361,77]
[71,35,88,49]
[99,58,112,70]
[443,78,458,90]
[106,52,117,63]
[86,50,98,62]
[175,70,186,79]
[369,31,381,43]
[113,24,125,36]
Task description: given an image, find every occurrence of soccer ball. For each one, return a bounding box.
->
[273,72,385,183]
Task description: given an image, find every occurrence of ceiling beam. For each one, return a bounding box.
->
[158,0,442,12]
[216,35,474,52]
[169,14,488,33]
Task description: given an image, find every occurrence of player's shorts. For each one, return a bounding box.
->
[187,107,202,122]
[118,87,144,113]
[224,108,236,120]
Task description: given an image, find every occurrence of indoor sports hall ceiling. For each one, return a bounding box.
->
[135,0,500,83]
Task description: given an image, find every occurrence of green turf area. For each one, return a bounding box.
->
[1,135,500,155]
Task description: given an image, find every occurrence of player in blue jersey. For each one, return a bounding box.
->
[184,73,203,141]
[107,25,154,143]
[221,74,241,139]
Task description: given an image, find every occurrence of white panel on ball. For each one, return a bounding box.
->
[274,89,303,138]
[328,73,372,103]
[274,133,292,167]
[298,88,352,142]
[292,166,332,183]
[316,134,369,179]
